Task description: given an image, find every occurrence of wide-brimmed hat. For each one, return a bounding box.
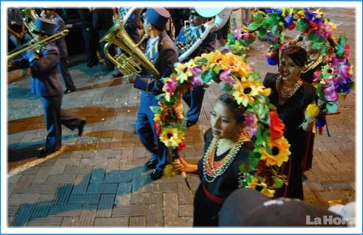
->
[219,188,347,227]
[145,8,170,31]
[33,17,55,35]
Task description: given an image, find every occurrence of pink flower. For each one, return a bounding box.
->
[313,70,321,83]
[165,77,179,95]
[323,80,339,103]
[244,113,257,136]
[233,28,243,40]
[190,67,204,86]
[219,68,236,86]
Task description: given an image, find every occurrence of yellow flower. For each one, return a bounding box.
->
[175,62,192,83]
[321,64,334,78]
[261,136,291,167]
[306,103,320,118]
[260,187,275,198]
[159,126,184,148]
[232,78,259,107]
[348,64,354,75]
[220,53,251,78]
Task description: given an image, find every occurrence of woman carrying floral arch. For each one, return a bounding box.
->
[173,93,254,226]
[263,45,317,200]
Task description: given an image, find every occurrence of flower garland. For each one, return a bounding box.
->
[153,47,290,197]
[246,7,354,134]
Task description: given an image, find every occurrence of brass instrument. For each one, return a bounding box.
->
[7,29,69,61]
[100,7,159,77]
[21,8,39,37]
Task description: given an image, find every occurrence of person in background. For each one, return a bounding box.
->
[93,7,117,73]
[8,8,32,51]
[263,45,317,200]
[175,8,217,127]
[77,8,100,68]
[127,8,178,181]
[173,93,254,226]
[8,18,86,158]
[41,8,77,94]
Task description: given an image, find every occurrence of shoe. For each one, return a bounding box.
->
[78,119,86,136]
[145,158,158,169]
[112,72,122,78]
[150,169,163,180]
[37,147,56,158]
[64,88,77,94]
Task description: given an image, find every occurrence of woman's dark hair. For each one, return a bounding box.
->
[217,93,246,124]
[280,45,308,67]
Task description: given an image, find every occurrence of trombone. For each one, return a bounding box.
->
[7,29,69,61]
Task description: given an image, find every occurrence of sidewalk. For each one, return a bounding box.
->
[7,7,356,227]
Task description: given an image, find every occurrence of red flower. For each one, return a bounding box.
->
[269,111,285,140]
[177,142,186,152]
[154,121,162,136]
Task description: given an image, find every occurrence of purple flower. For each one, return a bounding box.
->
[304,8,317,21]
[244,113,257,136]
[331,57,350,80]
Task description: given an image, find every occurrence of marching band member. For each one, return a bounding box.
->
[127,8,178,180]
[175,8,217,127]
[8,18,86,157]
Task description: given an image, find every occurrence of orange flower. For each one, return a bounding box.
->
[269,111,285,140]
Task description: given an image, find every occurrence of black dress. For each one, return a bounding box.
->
[193,129,254,226]
[263,73,316,200]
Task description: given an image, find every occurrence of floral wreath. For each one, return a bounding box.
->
[153,38,290,197]
[246,7,354,135]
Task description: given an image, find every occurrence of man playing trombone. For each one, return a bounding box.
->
[8,17,86,158]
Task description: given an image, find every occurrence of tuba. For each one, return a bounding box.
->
[21,8,39,38]
[100,7,160,77]
[178,8,232,62]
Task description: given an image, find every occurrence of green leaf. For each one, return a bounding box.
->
[296,19,308,32]
[272,176,284,188]
[239,163,251,173]
[219,81,233,92]
[253,12,266,24]
[201,70,213,84]
[150,106,160,114]
[326,102,338,113]
[248,22,260,31]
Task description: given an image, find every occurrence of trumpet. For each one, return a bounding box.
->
[7,29,69,61]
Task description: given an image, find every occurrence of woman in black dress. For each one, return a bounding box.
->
[263,45,316,200]
[174,93,254,226]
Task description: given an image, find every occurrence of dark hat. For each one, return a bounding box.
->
[33,17,55,35]
[145,8,170,31]
[219,188,347,227]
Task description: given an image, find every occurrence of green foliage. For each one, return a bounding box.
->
[219,81,234,92]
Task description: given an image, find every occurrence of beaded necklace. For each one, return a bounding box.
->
[203,136,244,183]
[276,75,303,104]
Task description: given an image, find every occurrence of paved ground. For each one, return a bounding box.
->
[6,7,357,228]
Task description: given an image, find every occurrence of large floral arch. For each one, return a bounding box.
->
[152,7,354,198]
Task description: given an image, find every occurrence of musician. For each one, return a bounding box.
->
[127,8,178,180]
[175,8,217,127]
[41,8,77,94]
[8,18,86,157]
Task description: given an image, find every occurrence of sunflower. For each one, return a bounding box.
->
[321,64,335,79]
[261,136,291,167]
[174,62,192,83]
[159,126,185,148]
[233,78,259,107]
[220,53,251,78]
